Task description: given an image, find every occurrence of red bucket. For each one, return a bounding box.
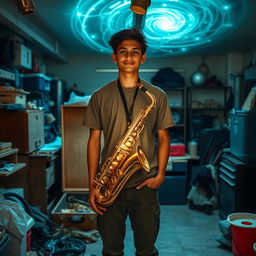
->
[227,213,256,256]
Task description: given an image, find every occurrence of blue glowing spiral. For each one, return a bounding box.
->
[71,0,245,57]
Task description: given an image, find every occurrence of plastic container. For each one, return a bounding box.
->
[227,212,256,256]
[170,143,186,156]
[230,109,256,162]
[188,141,197,158]
[21,73,51,92]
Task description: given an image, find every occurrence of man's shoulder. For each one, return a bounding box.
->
[141,80,167,96]
[92,80,116,97]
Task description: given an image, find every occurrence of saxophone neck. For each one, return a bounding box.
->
[137,82,156,109]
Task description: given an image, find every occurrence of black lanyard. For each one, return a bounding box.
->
[117,78,140,125]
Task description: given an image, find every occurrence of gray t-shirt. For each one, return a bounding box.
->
[84,79,174,188]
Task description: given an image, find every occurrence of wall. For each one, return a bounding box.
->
[46,54,228,95]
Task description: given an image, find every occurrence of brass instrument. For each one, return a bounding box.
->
[16,0,35,15]
[93,82,156,206]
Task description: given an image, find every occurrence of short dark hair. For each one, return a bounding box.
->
[109,28,147,55]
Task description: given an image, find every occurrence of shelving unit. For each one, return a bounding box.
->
[165,87,187,144]
[187,86,232,140]
[0,148,26,176]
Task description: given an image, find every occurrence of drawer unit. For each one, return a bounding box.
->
[0,110,44,153]
[218,152,256,219]
[29,150,60,214]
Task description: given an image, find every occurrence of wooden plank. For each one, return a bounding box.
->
[61,105,89,191]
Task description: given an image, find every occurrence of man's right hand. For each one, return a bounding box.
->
[89,187,107,215]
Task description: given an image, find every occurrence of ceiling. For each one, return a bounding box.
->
[32,0,256,57]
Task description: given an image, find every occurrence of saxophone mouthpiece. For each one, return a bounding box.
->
[136,82,147,93]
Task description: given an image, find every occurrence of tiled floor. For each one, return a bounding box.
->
[85,204,233,256]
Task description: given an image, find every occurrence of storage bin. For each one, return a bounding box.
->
[21,73,51,92]
[170,143,186,156]
[230,109,256,162]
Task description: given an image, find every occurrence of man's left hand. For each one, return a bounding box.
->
[136,175,165,190]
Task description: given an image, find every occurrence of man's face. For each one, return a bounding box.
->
[112,39,146,73]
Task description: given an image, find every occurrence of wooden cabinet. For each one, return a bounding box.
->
[28,148,61,214]
[0,148,27,198]
[0,110,45,153]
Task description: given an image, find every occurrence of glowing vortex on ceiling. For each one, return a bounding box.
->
[71,0,245,57]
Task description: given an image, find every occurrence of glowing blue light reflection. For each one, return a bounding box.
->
[71,0,244,57]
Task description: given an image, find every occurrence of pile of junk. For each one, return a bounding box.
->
[0,191,99,256]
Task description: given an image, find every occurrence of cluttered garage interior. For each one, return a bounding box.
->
[0,0,256,256]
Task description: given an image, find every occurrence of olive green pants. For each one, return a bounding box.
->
[97,186,160,256]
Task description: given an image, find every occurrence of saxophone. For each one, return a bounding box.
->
[93,82,156,206]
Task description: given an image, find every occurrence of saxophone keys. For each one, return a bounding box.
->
[112,161,119,167]
[125,141,132,147]
[121,144,129,151]
[101,176,110,185]
[116,153,124,161]
[131,132,137,137]
[128,137,134,143]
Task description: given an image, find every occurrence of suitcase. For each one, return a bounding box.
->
[51,105,97,231]
[51,192,96,231]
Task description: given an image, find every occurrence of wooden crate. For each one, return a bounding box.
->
[0,86,29,105]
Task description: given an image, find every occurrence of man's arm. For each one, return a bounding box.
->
[136,128,170,189]
[87,128,106,215]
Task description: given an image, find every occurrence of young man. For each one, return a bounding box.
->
[84,28,174,256]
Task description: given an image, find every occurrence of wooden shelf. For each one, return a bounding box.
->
[170,106,184,109]
[0,163,26,176]
[0,148,18,159]
[188,86,232,90]
[192,108,226,111]
[164,87,186,91]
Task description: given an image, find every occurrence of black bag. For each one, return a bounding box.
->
[151,67,184,88]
